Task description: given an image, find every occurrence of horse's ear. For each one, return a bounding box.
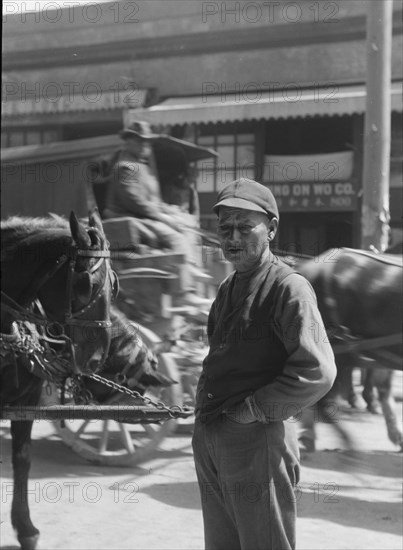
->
[70,211,91,247]
[88,208,105,235]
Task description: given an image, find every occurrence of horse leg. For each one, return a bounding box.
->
[362,366,382,414]
[10,420,40,550]
[373,369,403,449]
[336,360,359,408]
[298,406,316,453]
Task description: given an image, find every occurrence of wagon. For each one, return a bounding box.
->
[21,133,226,466]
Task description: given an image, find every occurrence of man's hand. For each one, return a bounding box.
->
[223,400,258,424]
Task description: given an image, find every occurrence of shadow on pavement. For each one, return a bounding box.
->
[0,428,193,480]
[301,449,402,478]
[298,491,402,536]
[141,480,201,510]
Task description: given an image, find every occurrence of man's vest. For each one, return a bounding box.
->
[197,257,295,423]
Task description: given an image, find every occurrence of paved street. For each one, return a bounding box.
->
[1,375,402,550]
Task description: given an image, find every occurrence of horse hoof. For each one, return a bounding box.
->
[367,404,381,415]
[18,534,39,550]
[348,396,359,409]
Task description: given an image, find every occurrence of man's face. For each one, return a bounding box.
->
[217,207,277,271]
[125,137,152,158]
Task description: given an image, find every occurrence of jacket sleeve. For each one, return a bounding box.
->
[194,297,218,413]
[112,161,162,219]
[251,273,337,422]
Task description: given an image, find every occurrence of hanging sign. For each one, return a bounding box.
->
[269,181,357,212]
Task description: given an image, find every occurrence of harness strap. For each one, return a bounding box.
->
[1,292,56,327]
[64,257,113,328]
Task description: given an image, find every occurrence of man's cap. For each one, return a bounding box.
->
[213,178,279,219]
[119,120,160,141]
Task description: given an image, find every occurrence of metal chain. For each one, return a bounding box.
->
[0,323,74,382]
[82,372,193,419]
[67,377,95,405]
[0,332,44,356]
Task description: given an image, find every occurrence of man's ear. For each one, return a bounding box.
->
[268,217,279,241]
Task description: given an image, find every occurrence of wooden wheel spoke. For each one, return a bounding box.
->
[118,423,136,454]
[72,419,91,439]
[99,420,110,453]
[41,343,182,466]
[142,423,159,437]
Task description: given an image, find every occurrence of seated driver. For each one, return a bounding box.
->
[104,120,208,305]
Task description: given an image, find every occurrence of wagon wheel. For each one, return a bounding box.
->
[40,325,184,467]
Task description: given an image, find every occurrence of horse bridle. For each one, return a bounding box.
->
[54,246,118,329]
[1,239,118,380]
[2,245,117,327]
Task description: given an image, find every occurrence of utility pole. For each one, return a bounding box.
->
[361,0,393,252]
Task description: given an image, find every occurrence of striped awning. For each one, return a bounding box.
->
[128,82,403,127]
[2,89,147,117]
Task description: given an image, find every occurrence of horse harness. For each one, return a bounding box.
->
[0,238,119,383]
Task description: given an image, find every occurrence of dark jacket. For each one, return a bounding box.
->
[106,150,162,220]
[196,251,337,424]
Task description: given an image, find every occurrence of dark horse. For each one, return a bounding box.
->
[296,247,402,451]
[0,211,117,550]
[80,304,175,404]
[1,306,175,550]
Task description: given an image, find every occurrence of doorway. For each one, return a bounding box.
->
[274,212,354,257]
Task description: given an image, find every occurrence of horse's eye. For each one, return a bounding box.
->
[111,271,119,300]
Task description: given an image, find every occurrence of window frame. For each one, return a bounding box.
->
[194,123,256,193]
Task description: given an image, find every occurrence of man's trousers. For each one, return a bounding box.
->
[192,415,300,550]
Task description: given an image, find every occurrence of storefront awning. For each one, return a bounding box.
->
[128,82,403,127]
[0,133,217,165]
[2,89,147,117]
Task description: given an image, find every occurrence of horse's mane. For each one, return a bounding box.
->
[1,214,68,232]
[1,215,70,249]
[1,214,106,257]
[108,306,143,364]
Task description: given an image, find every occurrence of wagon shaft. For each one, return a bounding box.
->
[332,333,402,357]
[1,405,194,423]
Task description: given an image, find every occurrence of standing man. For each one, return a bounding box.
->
[192,178,337,550]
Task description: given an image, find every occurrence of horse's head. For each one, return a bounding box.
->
[36,210,118,374]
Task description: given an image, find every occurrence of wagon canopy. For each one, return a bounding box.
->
[152,135,218,164]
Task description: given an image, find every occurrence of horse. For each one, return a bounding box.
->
[1,305,176,550]
[294,247,402,451]
[0,210,118,550]
[80,305,176,404]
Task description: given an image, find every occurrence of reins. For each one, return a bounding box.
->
[1,233,117,382]
[1,245,114,330]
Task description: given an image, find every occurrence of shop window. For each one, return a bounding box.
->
[8,131,24,147]
[195,131,255,192]
[2,128,61,147]
[263,116,353,184]
[26,131,42,145]
[42,129,60,143]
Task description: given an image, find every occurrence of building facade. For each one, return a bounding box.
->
[2,0,402,253]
